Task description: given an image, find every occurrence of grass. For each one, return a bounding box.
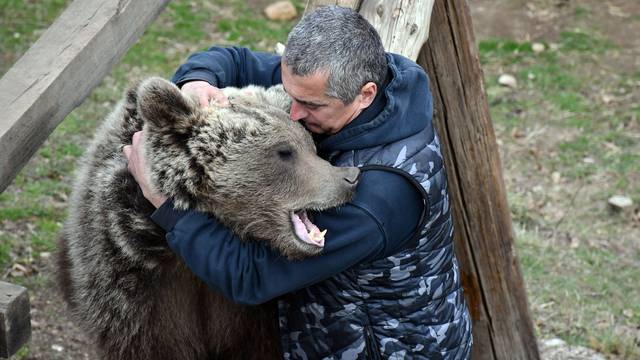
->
[518,225,640,355]
[217,0,302,49]
[559,30,616,53]
[483,34,639,189]
[480,24,640,358]
[0,0,69,73]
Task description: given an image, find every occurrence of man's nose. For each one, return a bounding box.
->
[290,101,308,122]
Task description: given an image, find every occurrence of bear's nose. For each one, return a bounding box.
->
[343,167,361,186]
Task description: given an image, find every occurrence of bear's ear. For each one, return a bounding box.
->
[136,77,198,129]
[264,85,292,113]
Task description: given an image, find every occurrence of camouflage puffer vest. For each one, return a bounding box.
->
[278,123,473,359]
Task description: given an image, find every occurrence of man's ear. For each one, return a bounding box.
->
[357,81,378,110]
[137,77,198,130]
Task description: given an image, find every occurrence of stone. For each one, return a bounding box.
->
[498,74,517,88]
[608,195,633,211]
[264,1,297,21]
[274,42,286,56]
[532,42,545,53]
[542,338,566,348]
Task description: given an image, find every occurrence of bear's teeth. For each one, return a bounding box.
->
[308,229,327,242]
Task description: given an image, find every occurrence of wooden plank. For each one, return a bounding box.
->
[0,0,171,193]
[416,0,540,358]
[0,281,30,359]
[360,0,434,60]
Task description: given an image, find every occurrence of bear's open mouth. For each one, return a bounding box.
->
[291,210,326,248]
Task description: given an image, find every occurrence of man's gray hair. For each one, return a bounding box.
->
[283,6,387,104]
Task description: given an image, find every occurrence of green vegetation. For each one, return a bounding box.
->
[518,226,640,356]
[0,0,69,73]
[217,0,303,48]
[559,30,616,53]
[480,31,639,357]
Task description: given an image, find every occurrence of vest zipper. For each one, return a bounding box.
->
[364,325,382,360]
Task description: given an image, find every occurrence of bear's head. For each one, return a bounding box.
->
[135,77,360,259]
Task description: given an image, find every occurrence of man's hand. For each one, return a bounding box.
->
[181,80,229,107]
[123,131,167,208]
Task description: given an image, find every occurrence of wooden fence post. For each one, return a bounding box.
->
[0,281,30,359]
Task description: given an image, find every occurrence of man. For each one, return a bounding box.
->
[125,5,472,359]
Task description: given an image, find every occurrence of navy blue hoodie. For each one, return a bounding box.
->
[152,47,425,305]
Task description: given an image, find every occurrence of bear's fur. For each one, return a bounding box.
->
[57,77,360,360]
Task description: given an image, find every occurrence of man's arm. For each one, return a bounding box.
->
[172,46,282,89]
[152,170,424,305]
[170,46,282,108]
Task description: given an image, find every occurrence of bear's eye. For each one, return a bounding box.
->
[277,147,294,161]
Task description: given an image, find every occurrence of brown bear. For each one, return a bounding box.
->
[57,77,360,360]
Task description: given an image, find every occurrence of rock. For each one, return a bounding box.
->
[539,338,607,360]
[274,42,286,56]
[542,338,566,348]
[542,345,606,360]
[498,74,517,88]
[10,263,28,277]
[532,42,545,53]
[608,4,630,18]
[608,195,633,211]
[601,93,614,104]
[51,344,64,352]
[264,1,297,21]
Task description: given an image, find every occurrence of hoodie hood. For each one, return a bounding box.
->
[316,54,433,156]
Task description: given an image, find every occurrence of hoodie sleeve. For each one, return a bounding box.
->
[151,170,423,305]
[171,46,282,88]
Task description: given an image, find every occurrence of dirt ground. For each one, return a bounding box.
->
[470,0,640,77]
[5,0,639,359]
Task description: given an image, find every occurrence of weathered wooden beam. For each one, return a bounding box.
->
[0,0,171,193]
[0,281,30,359]
[360,0,434,60]
[417,1,540,359]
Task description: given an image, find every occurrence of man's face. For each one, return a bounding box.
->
[281,62,364,135]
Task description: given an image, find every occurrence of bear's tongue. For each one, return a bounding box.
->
[291,210,326,247]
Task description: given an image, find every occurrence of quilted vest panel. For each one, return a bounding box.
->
[279,126,473,359]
